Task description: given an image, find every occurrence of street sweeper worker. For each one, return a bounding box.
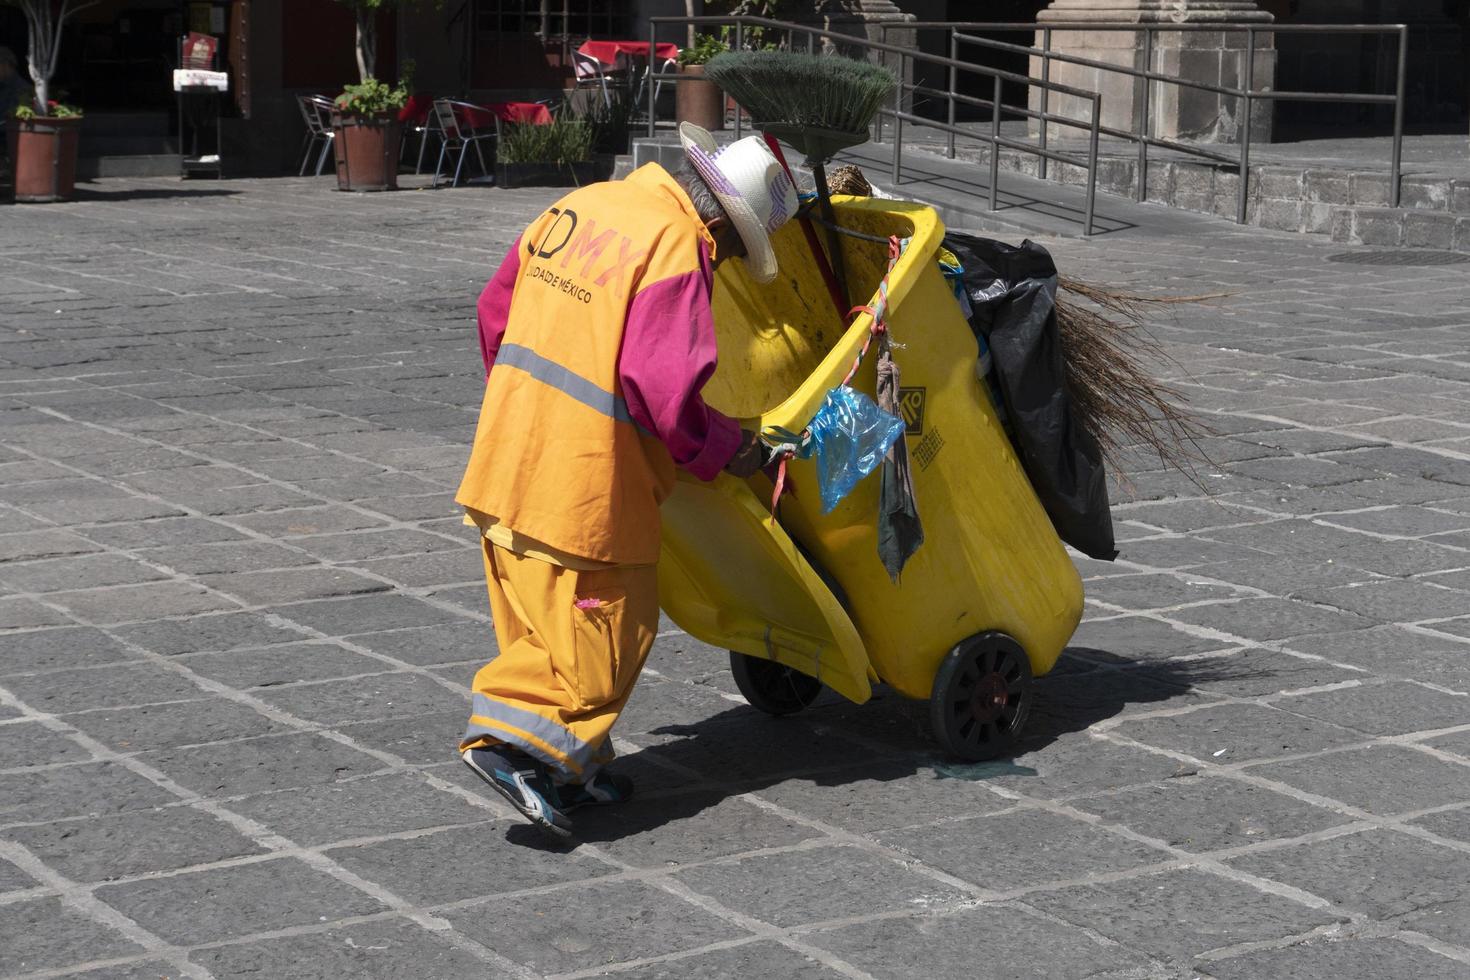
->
[456,122,800,838]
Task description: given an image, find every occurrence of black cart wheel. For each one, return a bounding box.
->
[729,652,823,716]
[929,632,1032,760]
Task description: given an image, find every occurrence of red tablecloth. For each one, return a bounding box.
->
[577,40,680,67]
[458,101,553,129]
[398,92,434,126]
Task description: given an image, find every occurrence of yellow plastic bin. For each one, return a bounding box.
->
[658,198,1084,759]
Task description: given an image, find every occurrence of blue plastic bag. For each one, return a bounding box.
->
[807,385,907,514]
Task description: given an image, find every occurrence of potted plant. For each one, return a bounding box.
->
[496,113,595,189]
[4,0,98,203]
[328,0,434,191]
[675,33,727,131]
[331,76,407,191]
[11,99,80,202]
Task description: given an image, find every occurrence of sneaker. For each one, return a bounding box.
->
[461,745,573,840]
[557,771,634,811]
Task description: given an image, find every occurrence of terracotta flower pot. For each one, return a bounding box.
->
[331,110,403,192]
[675,64,724,132]
[11,116,82,203]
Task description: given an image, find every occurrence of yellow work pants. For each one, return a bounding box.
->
[460,540,658,781]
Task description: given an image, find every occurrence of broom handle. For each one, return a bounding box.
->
[760,133,847,323]
[809,161,850,310]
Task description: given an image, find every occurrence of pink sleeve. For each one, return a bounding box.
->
[477,236,523,377]
[618,258,742,481]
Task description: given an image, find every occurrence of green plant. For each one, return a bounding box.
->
[497,115,593,167]
[555,116,594,164]
[678,34,728,67]
[2,0,100,113]
[334,77,408,115]
[14,98,81,120]
[578,92,636,155]
[706,0,806,50]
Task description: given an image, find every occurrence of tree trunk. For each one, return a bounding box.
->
[24,2,52,114]
[355,8,377,82]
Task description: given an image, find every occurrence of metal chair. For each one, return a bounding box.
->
[398,92,442,175]
[574,50,626,108]
[296,95,336,177]
[633,57,679,121]
[432,99,498,188]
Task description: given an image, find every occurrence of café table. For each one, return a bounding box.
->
[576,40,681,68]
[459,101,554,129]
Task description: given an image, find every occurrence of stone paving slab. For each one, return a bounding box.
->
[3,175,1470,978]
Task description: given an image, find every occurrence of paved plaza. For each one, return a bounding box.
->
[3,175,1470,979]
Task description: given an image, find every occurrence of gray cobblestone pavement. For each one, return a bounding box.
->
[3,176,1470,979]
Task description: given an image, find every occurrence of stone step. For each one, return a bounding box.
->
[1330,206,1470,252]
[933,140,1467,238]
[77,154,183,179]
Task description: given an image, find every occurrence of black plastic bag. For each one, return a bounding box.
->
[942,233,1117,561]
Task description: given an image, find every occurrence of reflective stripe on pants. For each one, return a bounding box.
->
[460,539,657,780]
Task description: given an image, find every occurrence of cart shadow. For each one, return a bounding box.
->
[512,645,1252,850]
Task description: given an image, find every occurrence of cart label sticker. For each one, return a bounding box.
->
[898,387,927,436]
[914,427,945,471]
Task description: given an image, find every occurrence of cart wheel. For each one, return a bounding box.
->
[729,652,823,716]
[929,632,1032,761]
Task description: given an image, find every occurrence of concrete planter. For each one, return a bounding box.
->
[675,64,724,131]
[331,110,402,192]
[10,116,82,203]
[495,160,600,188]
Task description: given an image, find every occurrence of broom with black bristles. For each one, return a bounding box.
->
[704,49,896,303]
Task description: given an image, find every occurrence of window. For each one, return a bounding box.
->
[475,0,632,42]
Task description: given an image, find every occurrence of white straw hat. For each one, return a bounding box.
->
[678,122,799,284]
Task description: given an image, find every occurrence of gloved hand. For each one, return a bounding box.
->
[724,429,768,478]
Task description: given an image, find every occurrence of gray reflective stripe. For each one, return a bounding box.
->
[495,343,633,425]
[466,692,598,769]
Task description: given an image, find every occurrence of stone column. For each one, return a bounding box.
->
[1032,1,1276,144]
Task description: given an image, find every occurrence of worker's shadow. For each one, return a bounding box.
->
[507,647,1254,851]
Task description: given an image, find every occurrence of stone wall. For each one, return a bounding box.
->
[1031,1,1275,144]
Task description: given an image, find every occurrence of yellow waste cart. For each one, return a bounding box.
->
[658,198,1084,759]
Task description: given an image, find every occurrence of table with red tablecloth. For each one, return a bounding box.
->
[577,40,680,68]
[453,101,554,130]
[398,93,434,126]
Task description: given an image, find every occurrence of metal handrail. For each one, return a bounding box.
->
[646,14,1105,236]
[879,21,1409,220]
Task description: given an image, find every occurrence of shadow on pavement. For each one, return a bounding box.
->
[509,646,1254,849]
[71,185,242,202]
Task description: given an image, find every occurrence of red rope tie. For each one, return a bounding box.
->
[769,454,789,516]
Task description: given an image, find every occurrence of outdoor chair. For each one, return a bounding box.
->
[633,57,679,121]
[398,92,442,175]
[296,94,336,177]
[573,50,626,108]
[432,99,498,188]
